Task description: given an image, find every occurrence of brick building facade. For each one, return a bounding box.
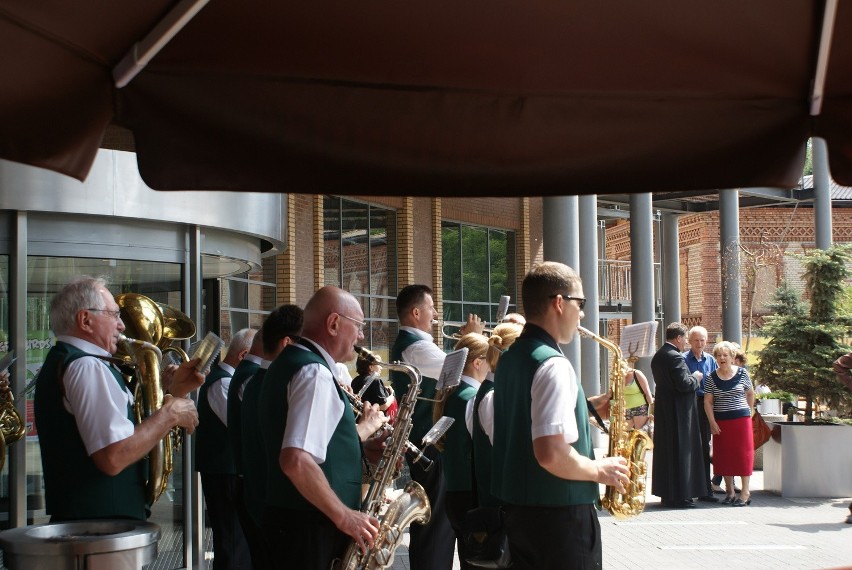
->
[605,204,852,342]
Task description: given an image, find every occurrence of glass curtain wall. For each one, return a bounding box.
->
[24,257,185,570]
[323,197,398,362]
[218,257,277,345]
[442,222,517,349]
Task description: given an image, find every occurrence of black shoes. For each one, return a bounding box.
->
[698,495,720,503]
[662,499,697,509]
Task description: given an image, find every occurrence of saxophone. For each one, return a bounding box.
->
[578,326,653,519]
[334,348,431,570]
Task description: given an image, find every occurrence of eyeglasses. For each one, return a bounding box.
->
[548,294,586,310]
[86,308,122,320]
[338,313,366,332]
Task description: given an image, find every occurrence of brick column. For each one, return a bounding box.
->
[517,197,530,315]
[398,196,415,287]
[432,198,442,342]
[276,193,297,304]
[314,195,324,290]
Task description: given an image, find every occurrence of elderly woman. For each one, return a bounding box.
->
[704,340,756,506]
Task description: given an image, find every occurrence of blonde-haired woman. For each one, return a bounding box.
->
[435,332,490,569]
[704,340,756,506]
[473,322,524,506]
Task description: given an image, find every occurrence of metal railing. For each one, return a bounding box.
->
[597,260,661,308]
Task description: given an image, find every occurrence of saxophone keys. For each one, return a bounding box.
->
[375,547,392,566]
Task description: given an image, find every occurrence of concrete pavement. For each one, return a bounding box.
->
[389,451,852,570]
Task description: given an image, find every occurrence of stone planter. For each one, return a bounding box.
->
[756,399,782,415]
[763,422,852,497]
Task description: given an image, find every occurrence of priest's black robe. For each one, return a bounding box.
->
[650,342,706,502]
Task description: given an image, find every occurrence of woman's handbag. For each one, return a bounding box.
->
[464,506,511,568]
[752,409,772,449]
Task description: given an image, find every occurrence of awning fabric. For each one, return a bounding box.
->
[2,0,851,196]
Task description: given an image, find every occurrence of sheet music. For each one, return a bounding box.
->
[436,347,468,391]
[619,322,658,360]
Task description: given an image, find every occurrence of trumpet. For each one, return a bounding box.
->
[439,320,494,341]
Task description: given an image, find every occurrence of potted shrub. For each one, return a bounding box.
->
[755,390,795,417]
[752,245,852,497]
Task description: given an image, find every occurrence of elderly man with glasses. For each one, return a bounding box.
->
[258,285,387,570]
[34,275,203,522]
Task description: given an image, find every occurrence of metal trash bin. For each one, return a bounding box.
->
[0,519,160,570]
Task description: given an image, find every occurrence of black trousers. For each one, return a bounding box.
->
[201,472,252,570]
[697,394,713,495]
[504,504,602,570]
[234,477,272,569]
[262,506,348,570]
[444,490,478,570]
[407,447,456,570]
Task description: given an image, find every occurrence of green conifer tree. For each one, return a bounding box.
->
[753,245,852,421]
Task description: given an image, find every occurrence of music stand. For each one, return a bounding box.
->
[435,347,468,391]
[620,322,658,368]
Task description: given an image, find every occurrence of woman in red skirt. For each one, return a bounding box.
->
[704,341,756,506]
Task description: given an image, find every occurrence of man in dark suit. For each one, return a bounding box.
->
[650,322,706,508]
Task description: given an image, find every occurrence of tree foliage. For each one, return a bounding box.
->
[752,245,852,421]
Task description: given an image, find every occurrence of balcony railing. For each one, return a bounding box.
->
[597,259,661,308]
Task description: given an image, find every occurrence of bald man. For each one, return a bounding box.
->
[259,286,385,569]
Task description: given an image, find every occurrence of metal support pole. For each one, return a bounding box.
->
[543,196,580,372]
[719,190,743,345]
[812,137,833,250]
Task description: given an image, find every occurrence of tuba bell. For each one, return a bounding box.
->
[115,293,195,505]
[0,364,27,472]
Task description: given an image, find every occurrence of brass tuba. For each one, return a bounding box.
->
[334,349,431,570]
[578,326,653,519]
[0,371,27,472]
[116,293,195,505]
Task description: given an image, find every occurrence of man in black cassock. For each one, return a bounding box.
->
[650,322,706,508]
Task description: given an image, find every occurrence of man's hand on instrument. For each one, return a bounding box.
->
[166,358,205,398]
[459,313,485,335]
[162,394,200,434]
[337,509,380,555]
[357,402,387,442]
[596,456,630,494]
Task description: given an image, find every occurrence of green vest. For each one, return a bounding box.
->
[442,383,478,492]
[240,368,268,524]
[196,364,236,474]
[34,341,147,520]
[472,379,500,507]
[227,358,261,474]
[259,344,362,511]
[492,336,598,506]
[391,330,438,445]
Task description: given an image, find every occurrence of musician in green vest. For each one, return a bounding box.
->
[258,286,386,570]
[34,276,202,521]
[196,327,255,570]
[491,263,630,569]
[390,284,482,570]
[434,332,490,569]
[236,304,303,569]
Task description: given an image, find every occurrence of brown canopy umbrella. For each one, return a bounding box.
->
[1,0,850,196]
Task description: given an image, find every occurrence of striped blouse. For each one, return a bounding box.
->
[705,366,752,420]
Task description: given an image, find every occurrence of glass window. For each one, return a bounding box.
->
[324,197,398,363]
[442,222,517,348]
[25,257,185,568]
[219,257,276,345]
